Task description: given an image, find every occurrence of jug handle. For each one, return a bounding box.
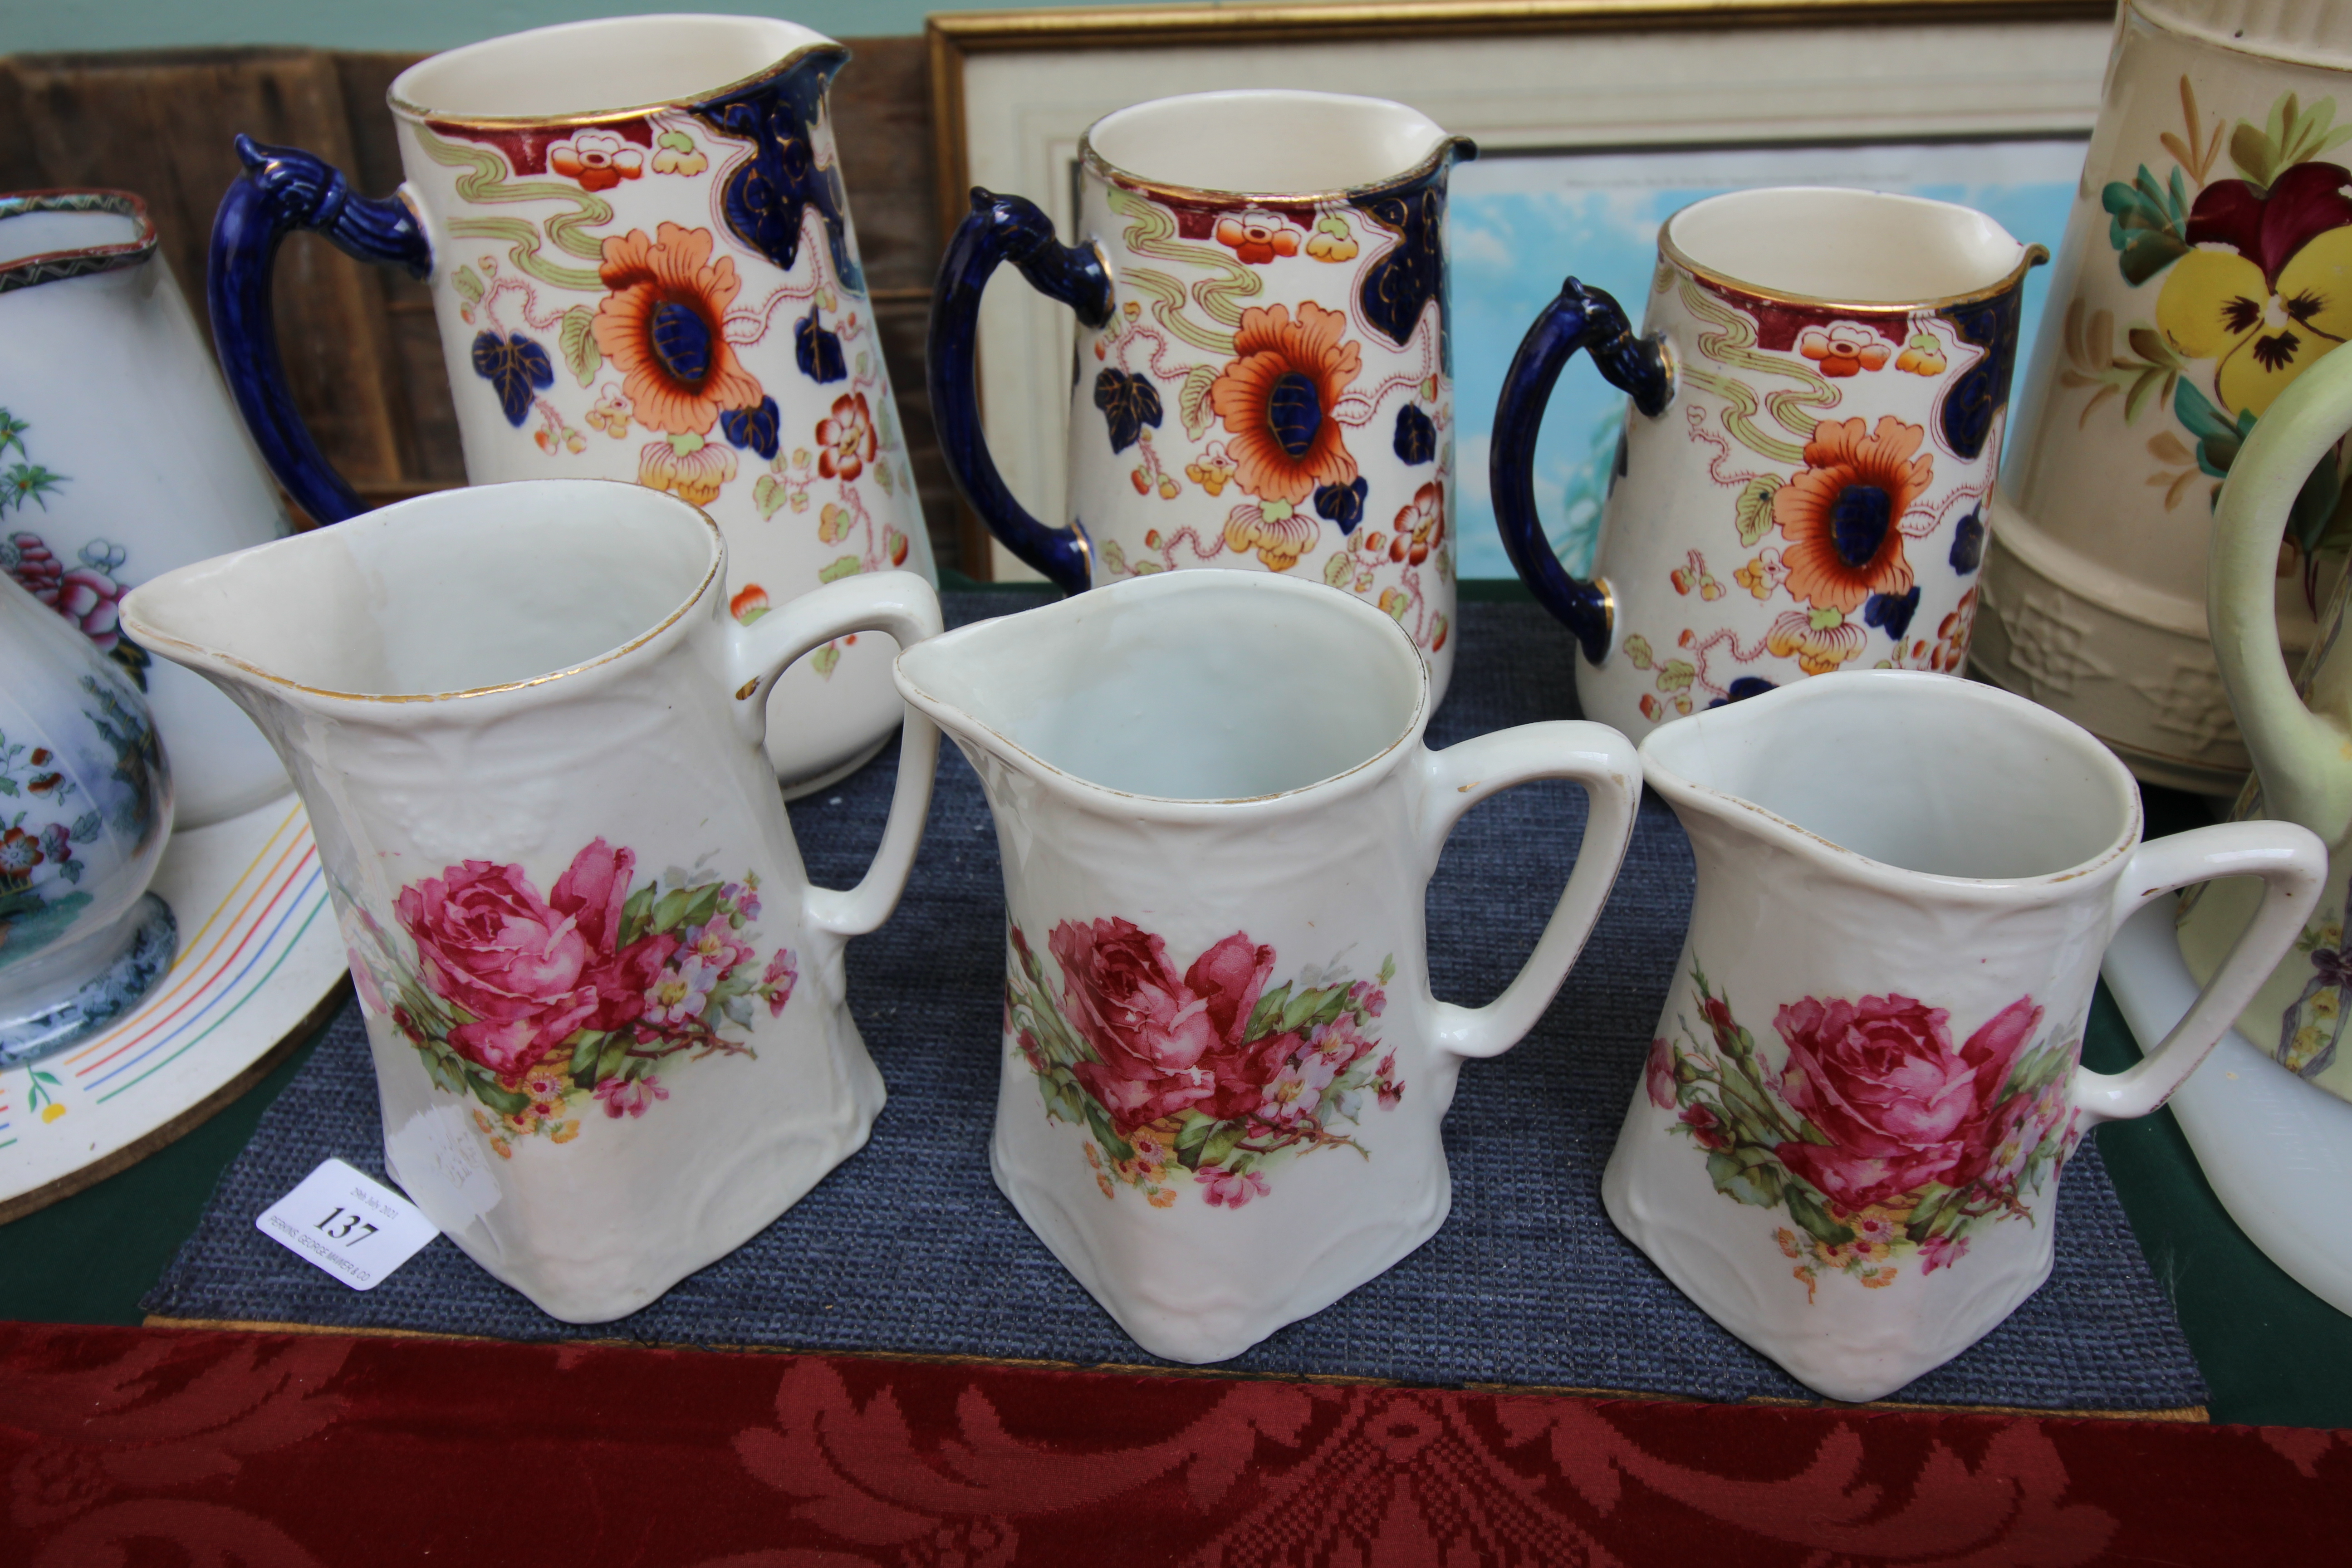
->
[2209,344,2352,848]
[927,189,1115,595]
[2088,827,2323,1123]
[2075,821,2325,1122]
[1490,279,1672,665]
[726,570,946,939]
[1417,720,1643,1060]
[210,135,433,526]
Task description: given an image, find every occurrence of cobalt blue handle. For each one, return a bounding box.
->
[1491,278,1672,665]
[927,188,1113,595]
[210,134,432,526]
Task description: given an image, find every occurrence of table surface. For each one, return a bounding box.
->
[3,583,2345,1430]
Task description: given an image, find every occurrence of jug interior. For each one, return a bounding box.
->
[0,206,142,266]
[1666,187,2026,303]
[1648,679,2129,880]
[1088,91,1448,195]
[911,578,1422,801]
[132,482,713,698]
[391,15,831,121]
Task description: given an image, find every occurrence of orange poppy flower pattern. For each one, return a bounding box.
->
[592,223,765,437]
[1771,416,1933,615]
[1207,302,1362,505]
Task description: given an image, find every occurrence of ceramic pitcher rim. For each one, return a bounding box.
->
[1078,90,1470,207]
[1659,186,2048,313]
[1639,670,2144,899]
[386,14,842,129]
[895,573,1430,818]
[0,190,156,295]
[120,480,723,707]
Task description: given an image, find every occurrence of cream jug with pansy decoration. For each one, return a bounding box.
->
[121,480,943,1323]
[208,14,933,797]
[893,570,1641,1362]
[1606,669,2323,1401]
[929,90,1471,701]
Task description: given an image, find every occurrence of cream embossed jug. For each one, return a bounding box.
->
[894,570,1639,1362]
[122,480,941,1322]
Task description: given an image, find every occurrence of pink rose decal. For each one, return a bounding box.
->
[1009,919,1401,1206]
[1661,963,2073,1298]
[1770,993,2044,1211]
[372,838,778,1143]
[1055,918,1276,1135]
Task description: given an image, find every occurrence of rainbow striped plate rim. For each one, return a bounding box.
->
[0,795,343,1215]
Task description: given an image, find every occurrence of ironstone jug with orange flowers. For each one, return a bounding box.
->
[209,14,933,797]
[1490,187,2045,739]
[928,90,1473,705]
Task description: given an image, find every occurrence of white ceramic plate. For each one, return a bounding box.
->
[0,794,345,1220]
[2102,901,2352,1315]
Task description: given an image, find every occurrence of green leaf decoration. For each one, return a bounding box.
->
[569,1032,603,1085]
[2100,166,2191,284]
[1622,635,1653,671]
[1178,363,1220,441]
[1322,550,1352,588]
[559,304,600,387]
[1378,954,1396,985]
[2174,379,2252,477]
[618,885,655,947]
[1784,1183,1853,1246]
[451,264,485,305]
[818,555,863,584]
[1705,1145,1785,1208]
[753,473,789,520]
[1245,982,1293,1041]
[1200,1125,1244,1170]
[1654,659,1695,694]
[1733,474,1782,547]
[811,643,842,678]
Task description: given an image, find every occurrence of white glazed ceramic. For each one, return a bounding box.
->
[1496,186,2041,741]
[2108,901,2352,1316]
[2181,346,2352,1108]
[0,572,175,1066]
[894,571,1640,1362]
[0,191,291,827]
[1605,668,2324,1402]
[932,90,1468,701]
[1976,0,2352,795]
[120,480,941,1322]
[221,15,935,796]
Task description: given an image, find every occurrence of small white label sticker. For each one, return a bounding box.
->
[256,1158,441,1290]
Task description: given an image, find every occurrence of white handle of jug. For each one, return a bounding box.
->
[1416,720,1642,1060]
[2074,821,2327,1122]
[724,569,946,939]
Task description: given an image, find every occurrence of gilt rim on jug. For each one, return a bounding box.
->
[1077,90,1472,209]
[385,15,844,130]
[894,572,1432,823]
[1638,670,2144,904]
[1657,187,2048,315]
[121,480,724,708]
[0,190,156,295]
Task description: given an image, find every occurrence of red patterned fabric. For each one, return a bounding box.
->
[0,1322,2342,1564]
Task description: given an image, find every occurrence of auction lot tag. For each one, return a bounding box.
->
[256,1158,440,1290]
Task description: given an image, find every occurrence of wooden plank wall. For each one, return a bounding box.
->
[0,40,963,572]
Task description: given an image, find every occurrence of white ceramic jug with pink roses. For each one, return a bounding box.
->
[122,480,941,1323]
[894,570,1642,1362]
[1605,668,2323,1401]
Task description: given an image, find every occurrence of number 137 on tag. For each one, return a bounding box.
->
[257,1157,441,1290]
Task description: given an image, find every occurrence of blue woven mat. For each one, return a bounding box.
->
[143,594,2205,1411]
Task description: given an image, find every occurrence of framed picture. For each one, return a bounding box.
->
[928,0,2117,580]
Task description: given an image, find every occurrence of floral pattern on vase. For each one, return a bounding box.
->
[1651,962,2080,1299]
[421,82,921,647]
[2061,83,2352,583]
[1076,174,1454,657]
[0,410,149,689]
[1004,918,1401,1208]
[345,837,797,1157]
